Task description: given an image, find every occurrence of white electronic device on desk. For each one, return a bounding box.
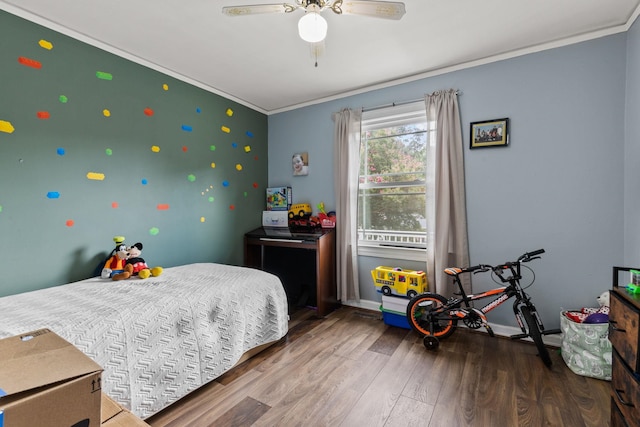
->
[262,210,288,228]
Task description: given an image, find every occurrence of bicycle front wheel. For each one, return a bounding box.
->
[521,306,552,367]
[407,293,457,339]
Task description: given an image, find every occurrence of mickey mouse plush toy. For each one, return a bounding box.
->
[112,242,163,280]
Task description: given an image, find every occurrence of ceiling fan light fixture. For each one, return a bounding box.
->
[298,12,328,43]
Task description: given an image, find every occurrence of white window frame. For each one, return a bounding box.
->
[357,101,431,262]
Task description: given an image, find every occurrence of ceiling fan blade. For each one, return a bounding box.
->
[222,3,300,17]
[336,1,406,20]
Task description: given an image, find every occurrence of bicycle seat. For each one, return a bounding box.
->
[444,267,462,276]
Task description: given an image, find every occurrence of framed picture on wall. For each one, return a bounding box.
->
[470,118,509,149]
[292,152,309,176]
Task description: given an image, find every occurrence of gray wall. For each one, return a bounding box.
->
[0,11,268,297]
[626,18,640,267]
[269,33,630,329]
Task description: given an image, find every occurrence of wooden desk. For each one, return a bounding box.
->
[244,227,337,317]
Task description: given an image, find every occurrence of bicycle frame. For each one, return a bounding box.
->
[438,276,526,332]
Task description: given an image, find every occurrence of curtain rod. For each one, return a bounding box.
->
[362,90,461,113]
[362,98,423,112]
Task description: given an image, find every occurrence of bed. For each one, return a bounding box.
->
[0,263,289,419]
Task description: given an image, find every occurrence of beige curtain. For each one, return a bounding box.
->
[332,109,362,302]
[425,90,471,297]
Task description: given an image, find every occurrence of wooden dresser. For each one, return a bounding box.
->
[610,266,640,427]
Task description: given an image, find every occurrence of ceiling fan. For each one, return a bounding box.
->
[222,1,406,44]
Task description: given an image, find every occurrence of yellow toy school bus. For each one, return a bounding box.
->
[371,266,427,298]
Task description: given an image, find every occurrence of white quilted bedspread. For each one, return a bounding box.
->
[0,263,288,418]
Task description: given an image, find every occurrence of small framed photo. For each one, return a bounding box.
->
[470,118,509,149]
[292,152,309,176]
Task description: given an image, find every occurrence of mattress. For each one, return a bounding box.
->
[0,263,289,418]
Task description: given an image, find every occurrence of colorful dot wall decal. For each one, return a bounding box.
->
[236,164,242,171]
[210,162,216,169]
[59,95,68,103]
[200,217,205,222]
[149,227,159,236]
[47,191,60,199]
[144,107,154,116]
[196,107,201,113]
[253,182,258,188]
[0,120,15,134]
[141,179,148,185]
[226,108,233,117]
[210,145,216,151]
[181,125,192,132]
[157,204,170,210]
[37,111,50,119]
[244,146,251,152]
[182,146,188,152]
[151,146,160,153]
[18,57,41,69]
[232,142,238,148]
[96,71,113,80]
[0,205,3,213]
[39,39,53,50]
[111,202,118,208]
[103,109,111,117]
[162,84,169,90]
[222,180,229,187]
[221,126,230,133]
[56,148,65,156]
[105,148,113,156]
[208,196,214,202]
[229,205,235,210]
[86,172,105,181]
[246,131,254,137]
[66,219,74,227]
[187,174,196,182]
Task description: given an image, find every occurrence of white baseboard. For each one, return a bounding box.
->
[342,299,563,348]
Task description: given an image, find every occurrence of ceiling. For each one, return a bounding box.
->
[2,0,640,114]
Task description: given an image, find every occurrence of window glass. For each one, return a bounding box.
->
[358,102,429,252]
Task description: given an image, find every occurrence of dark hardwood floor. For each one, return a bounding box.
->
[146,306,610,427]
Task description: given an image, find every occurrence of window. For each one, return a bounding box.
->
[358,101,432,261]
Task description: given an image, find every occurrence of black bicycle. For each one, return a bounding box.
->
[406,249,560,367]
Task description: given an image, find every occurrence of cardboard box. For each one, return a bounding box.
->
[0,328,103,427]
[101,393,150,427]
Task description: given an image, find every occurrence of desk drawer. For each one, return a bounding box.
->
[610,291,640,372]
[612,350,640,425]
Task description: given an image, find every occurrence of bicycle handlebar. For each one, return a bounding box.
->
[454,250,545,276]
[518,249,545,262]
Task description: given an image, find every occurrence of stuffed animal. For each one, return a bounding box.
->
[564,291,610,323]
[112,242,163,281]
[101,236,128,279]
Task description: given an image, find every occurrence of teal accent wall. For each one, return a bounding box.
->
[0,11,268,297]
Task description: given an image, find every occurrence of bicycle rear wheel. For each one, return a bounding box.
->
[406,293,457,339]
[521,306,552,367]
